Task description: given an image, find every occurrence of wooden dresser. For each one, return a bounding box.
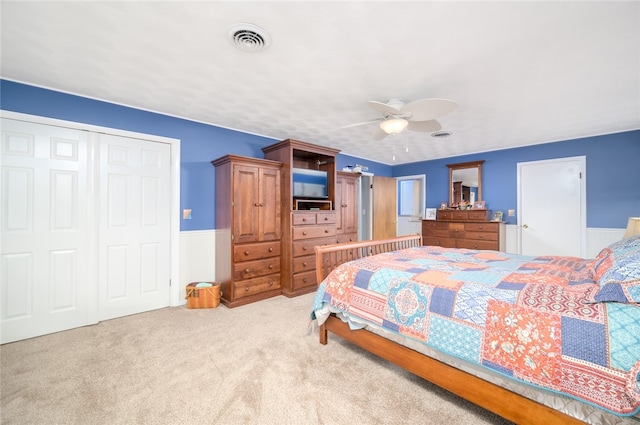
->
[422,209,506,251]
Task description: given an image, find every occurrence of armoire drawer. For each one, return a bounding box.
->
[292,270,317,290]
[292,212,337,226]
[233,241,280,262]
[292,236,336,257]
[292,225,336,240]
[292,254,315,274]
[233,257,280,280]
[233,274,281,299]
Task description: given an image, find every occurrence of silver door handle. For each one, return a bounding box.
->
[522,224,529,229]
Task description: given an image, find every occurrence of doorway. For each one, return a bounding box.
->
[397,174,426,236]
[358,173,373,241]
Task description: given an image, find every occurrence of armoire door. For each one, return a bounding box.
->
[1,119,93,343]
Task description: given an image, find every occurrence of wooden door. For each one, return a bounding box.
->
[342,175,359,234]
[372,176,397,240]
[259,166,281,241]
[233,164,261,244]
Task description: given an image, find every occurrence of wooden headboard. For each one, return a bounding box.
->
[314,234,422,284]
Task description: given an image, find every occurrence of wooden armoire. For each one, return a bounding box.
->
[263,139,360,297]
[212,154,283,307]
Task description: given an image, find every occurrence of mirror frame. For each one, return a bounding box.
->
[447,160,484,207]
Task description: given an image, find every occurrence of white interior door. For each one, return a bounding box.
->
[98,134,171,320]
[1,119,94,343]
[517,156,586,257]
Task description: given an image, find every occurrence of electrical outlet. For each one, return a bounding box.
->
[508,209,515,217]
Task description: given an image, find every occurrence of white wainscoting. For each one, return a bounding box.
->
[179,226,627,305]
[179,230,217,304]
[504,225,625,258]
[586,228,626,258]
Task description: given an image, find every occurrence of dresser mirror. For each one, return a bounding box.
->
[447,160,484,207]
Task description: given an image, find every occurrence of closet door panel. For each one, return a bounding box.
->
[0,119,91,343]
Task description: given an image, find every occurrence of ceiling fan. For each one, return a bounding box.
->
[344,98,458,140]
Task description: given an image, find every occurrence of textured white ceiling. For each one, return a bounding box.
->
[1,1,639,165]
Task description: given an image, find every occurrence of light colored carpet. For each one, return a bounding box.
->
[1,293,513,425]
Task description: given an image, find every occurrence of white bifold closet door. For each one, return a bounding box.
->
[1,118,171,343]
[98,133,171,321]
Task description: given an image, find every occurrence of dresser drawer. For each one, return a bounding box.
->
[468,210,491,220]
[292,236,336,257]
[437,210,455,220]
[422,220,450,231]
[464,231,498,242]
[456,239,498,250]
[465,222,498,232]
[233,241,280,261]
[292,270,317,290]
[233,257,280,280]
[233,274,280,299]
[423,236,456,248]
[293,254,315,274]
[423,229,451,238]
[292,225,336,240]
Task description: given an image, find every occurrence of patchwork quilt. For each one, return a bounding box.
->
[312,246,640,416]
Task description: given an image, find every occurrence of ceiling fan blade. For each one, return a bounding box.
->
[339,118,382,129]
[407,120,442,133]
[402,98,458,121]
[368,100,403,117]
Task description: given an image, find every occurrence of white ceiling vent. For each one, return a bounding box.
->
[228,23,271,52]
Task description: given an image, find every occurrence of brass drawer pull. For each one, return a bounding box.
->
[268,247,273,252]
[244,250,250,256]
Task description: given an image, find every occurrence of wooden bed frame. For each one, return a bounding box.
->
[314,235,586,425]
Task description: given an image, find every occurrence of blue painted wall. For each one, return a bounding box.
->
[2,80,637,230]
[393,131,640,228]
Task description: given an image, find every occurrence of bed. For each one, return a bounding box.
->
[312,234,640,425]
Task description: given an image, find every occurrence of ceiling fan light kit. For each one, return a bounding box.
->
[346,97,458,139]
[380,118,409,135]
